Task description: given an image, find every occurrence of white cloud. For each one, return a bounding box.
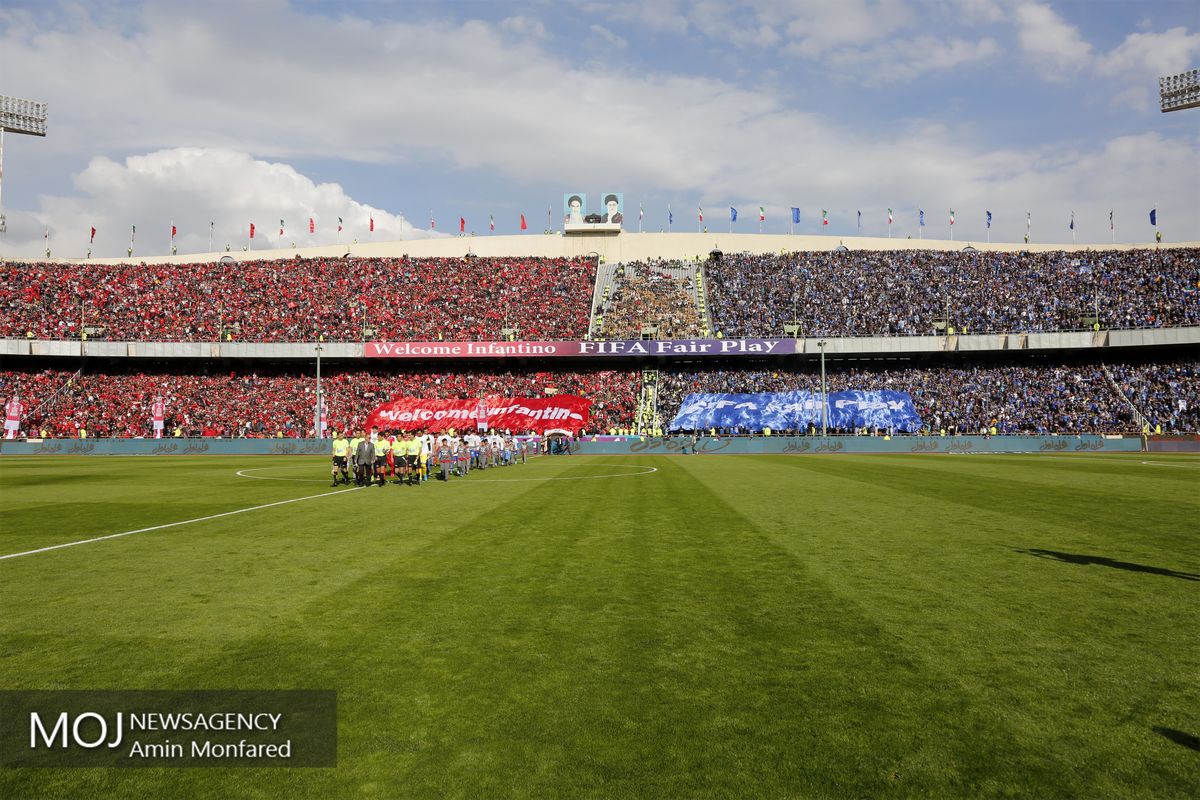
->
[0,1,1195,250]
[500,16,548,39]
[2,148,435,258]
[1014,2,1092,73]
[589,23,628,49]
[1097,27,1200,77]
[827,35,1002,85]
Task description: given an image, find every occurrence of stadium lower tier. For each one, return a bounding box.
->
[2,357,1196,438]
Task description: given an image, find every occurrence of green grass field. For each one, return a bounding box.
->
[1,453,1198,799]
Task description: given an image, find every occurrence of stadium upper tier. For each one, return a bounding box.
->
[705,248,1199,337]
[1,256,597,343]
[3,246,1197,344]
[2,359,1196,438]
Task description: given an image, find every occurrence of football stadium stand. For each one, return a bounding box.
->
[1,238,1197,440]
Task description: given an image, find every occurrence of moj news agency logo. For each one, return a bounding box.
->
[0,690,336,768]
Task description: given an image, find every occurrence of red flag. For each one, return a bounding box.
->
[366,395,590,435]
[520,214,527,231]
[90,226,96,243]
[489,216,495,232]
[171,225,177,238]
[459,217,465,233]
[369,216,375,232]
[309,217,315,234]
[249,223,256,239]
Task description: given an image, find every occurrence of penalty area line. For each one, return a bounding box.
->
[0,486,363,562]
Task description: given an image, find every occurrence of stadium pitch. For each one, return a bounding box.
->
[1,453,1198,798]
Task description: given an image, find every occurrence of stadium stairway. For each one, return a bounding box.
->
[695,261,713,337]
[1100,363,1149,430]
[588,261,622,339]
[27,367,83,429]
[636,368,660,434]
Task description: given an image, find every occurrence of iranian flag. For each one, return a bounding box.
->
[822,209,829,226]
[337,217,343,232]
[949,209,956,226]
[759,206,765,221]
[489,215,495,232]
[90,226,96,243]
[279,219,285,237]
[698,206,703,222]
[887,208,893,224]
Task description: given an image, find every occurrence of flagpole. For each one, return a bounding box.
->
[169,219,173,255]
[208,221,213,253]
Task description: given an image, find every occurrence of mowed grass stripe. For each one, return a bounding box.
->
[1,455,1197,799]
[678,454,1200,799]
[2,458,1069,798]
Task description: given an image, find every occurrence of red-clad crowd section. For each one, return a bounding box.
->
[1,256,597,342]
[0,366,638,439]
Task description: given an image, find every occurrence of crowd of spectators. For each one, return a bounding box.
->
[1108,361,1200,433]
[657,359,1200,434]
[0,366,638,438]
[5,359,1195,437]
[0,256,596,342]
[595,261,705,339]
[706,248,1200,337]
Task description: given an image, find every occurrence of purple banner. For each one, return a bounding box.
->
[364,339,797,359]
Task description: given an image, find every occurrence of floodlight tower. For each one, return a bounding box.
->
[0,95,49,234]
[1159,69,1200,113]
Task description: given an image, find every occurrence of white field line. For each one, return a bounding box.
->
[0,486,362,562]
[1140,460,1200,469]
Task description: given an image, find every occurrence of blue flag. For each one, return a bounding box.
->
[668,207,673,225]
[668,391,923,433]
[919,209,925,226]
[986,210,992,228]
[1069,213,1074,231]
[1149,208,1157,226]
[791,207,800,224]
[857,210,861,227]
[730,207,738,222]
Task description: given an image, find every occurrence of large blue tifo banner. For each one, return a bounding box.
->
[668,391,923,432]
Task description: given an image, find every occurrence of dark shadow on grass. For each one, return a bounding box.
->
[1015,548,1200,582]
[1152,727,1200,751]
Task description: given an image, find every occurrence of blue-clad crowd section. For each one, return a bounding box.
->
[0,435,1144,456]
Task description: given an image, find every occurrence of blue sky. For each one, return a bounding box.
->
[0,0,1197,256]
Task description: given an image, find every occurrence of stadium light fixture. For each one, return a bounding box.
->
[0,95,49,234]
[1159,69,1200,112]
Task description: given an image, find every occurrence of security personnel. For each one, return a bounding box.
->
[331,431,352,486]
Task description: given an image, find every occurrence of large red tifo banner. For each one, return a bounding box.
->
[364,396,590,434]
